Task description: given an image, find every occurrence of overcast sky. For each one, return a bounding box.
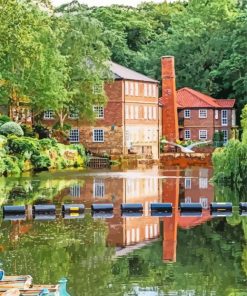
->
[51,0,167,7]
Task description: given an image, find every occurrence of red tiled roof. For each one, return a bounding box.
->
[177,87,235,109]
[159,87,235,109]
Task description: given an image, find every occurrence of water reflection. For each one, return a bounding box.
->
[0,167,247,295]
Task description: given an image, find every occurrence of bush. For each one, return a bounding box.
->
[31,154,51,169]
[53,122,71,131]
[7,136,39,155]
[0,121,24,136]
[21,124,35,137]
[39,138,57,150]
[0,115,11,126]
[3,155,21,175]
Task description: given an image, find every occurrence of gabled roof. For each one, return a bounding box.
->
[176,87,235,109]
[109,62,158,83]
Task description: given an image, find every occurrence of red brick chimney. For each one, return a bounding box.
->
[161,56,179,141]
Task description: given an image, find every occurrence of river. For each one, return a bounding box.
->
[0,166,246,295]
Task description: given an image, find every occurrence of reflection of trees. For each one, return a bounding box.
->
[0,173,85,206]
[112,220,247,295]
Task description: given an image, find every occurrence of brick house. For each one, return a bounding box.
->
[177,87,236,143]
[161,56,236,144]
[42,62,160,159]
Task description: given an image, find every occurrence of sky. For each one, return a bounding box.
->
[51,0,166,7]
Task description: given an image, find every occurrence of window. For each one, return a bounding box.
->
[93,179,105,198]
[125,81,129,95]
[185,178,191,189]
[184,130,191,140]
[130,106,134,119]
[215,110,219,120]
[70,185,81,197]
[200,197,208,209]
[69,128,79,143]
[222,130,228,144]
[148,84,152,97]
[43,110,54,120]
[144,84,148,97]
[184,109,191,119]
[199,130,207,140]
[125,105,129,119]
[135,82,139,96]
[152,84,156,97]
[221,110,228,126]
[185,197,192,203]
[199,178,208,189]
[69,110,79,119]
[144,106,148,119]
[148,106,153,120]
[134,106,139,119]
[93,129,104,142]
[152,107,157,120]
[199,109,207,118]
[93,106,104,118]
[93,83,103,94]
[129,82,134,96]
[232,109,236,126]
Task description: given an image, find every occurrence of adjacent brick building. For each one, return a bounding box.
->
[160,56,237,144]
[42,62,160,159]
[177,87,236,143]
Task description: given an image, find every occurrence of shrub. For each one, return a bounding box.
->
[53,122,71,131]
[3,155,21,175]
[0,115,11,126]
[7,136,39,155]
[21,124,35,137]
[70,144,85,157]
[0,122,24,136]
[31,154,51,169]
[39,138,58,150]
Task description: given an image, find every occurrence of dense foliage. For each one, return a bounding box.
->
[0,135,86,176]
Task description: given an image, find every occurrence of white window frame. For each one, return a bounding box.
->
[144,106,148,119]
[184,109,191,119]
[185,197,192,203]
[93,106,104,119]
[135,82,139,96]
[130,106,134,119]
[69,128,80,143]
[93,83,103,94]
[70,184,81,197]
[125,105,129,119]
[144,84,148,97]
[221,110,228,126]
[222,130,228,144]
[152,107,157,120]
[93,179,105,198]
[148,106,153,120]
[125,81,129,95]
[184,129,191,140]
[185,178,192,189]
[152,84,156,97]
[215,110,219,120]
[199,130,208,140]
[43,110,54,120]
[148,84,152,97]
[93,129,104,142]
[68,110,79,119]
[200,197,208,209]
[199,178,208,189]
[199,109,207,118]
[134,106,139,119]
[129,82,134,96]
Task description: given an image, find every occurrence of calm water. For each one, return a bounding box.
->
[0,166,247,296]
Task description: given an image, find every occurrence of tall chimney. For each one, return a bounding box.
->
[161,56,179,141]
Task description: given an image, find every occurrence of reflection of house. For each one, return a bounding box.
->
[41,62,160,159]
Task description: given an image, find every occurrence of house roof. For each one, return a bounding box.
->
[176,87,235,109]
[109,62,158,83]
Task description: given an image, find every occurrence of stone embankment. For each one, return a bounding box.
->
[160,152,212,167]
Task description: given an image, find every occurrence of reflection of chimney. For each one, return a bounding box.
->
[162,171,179,262]
[161,56,179,141]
